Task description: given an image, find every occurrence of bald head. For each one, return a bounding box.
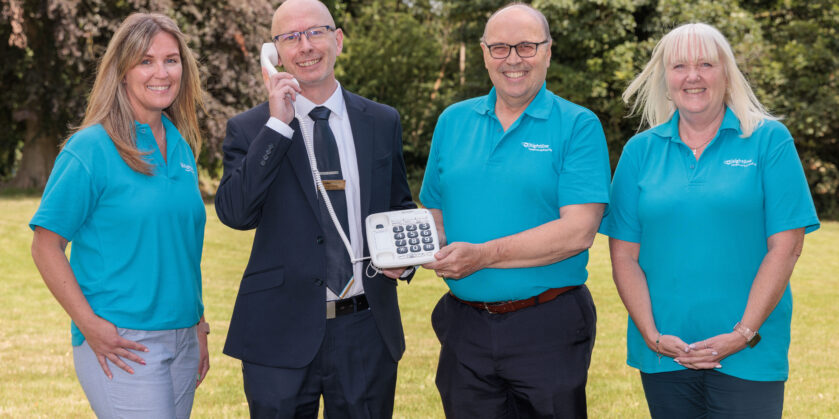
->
[480,2,552,113]
[482,3,551,42]
[272,0,335,37]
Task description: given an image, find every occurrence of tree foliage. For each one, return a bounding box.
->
[0,0,272,188]
[1,0,837,216]
[336,0,446,185]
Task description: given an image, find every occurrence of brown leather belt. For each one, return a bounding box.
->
[450,286,577,314]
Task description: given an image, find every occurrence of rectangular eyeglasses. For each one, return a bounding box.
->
[273,25,335,46]
[484,40,550,59]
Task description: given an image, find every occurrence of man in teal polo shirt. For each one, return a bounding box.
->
[419,3,610,418]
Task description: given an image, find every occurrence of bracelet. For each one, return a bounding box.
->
[733,322,760,348]
[655,333,662,363]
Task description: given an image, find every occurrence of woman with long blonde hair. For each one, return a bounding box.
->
[30,13,209,417]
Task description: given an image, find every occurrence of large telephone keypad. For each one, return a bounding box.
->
[366,209,440,268]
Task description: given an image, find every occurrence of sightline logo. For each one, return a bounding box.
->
[723,159,756,167]
[180,162,196,174]
[522,142,552,152]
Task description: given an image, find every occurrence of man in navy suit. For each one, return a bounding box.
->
[215,0,415,417]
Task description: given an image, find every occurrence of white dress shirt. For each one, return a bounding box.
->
[265,81,365,301]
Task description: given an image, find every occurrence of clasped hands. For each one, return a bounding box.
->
[652,331,750,370]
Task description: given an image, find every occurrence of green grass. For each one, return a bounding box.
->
[1,196,837,417]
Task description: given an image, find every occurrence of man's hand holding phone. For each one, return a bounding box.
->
[261,43,300,124]
[262,68,301,124]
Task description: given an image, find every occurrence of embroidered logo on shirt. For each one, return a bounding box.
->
[180,162,195,173]
[522,142,552,152]
[723,159,756,167]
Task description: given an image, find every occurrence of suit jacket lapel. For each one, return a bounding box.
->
[287,117,320,219]
[344,88,374,228]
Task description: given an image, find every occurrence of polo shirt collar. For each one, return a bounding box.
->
[134,114,183,142]
[134,114,183,166]
[134,114,181,137]
[473,82,552,120]
[650,106,743,142]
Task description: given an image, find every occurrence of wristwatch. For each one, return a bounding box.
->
[733,322,760,348]
[197,321,210,335]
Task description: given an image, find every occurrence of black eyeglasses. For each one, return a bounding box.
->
[483,40,550,59]
[272,25,335,46]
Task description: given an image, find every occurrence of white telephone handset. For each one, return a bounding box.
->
[261,43,279,76]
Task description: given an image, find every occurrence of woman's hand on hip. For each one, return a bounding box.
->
[78,316,148,379]
[675,332,748,370]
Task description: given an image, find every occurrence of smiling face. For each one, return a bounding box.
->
[664,41,728,121]
[272,0,342,95]
[124,31,182,124]
[482,6,551,111]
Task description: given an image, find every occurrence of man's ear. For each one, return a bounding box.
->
[335,28,344,55]
[546,40,552,68]
[481,43,492,70]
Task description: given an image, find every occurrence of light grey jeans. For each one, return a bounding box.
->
[73,326,199,419]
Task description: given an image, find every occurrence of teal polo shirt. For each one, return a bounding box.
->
[420,83,611,302]
[599,108,819,381]
[31,116,206,346]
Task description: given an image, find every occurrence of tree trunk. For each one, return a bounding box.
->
[9,115,59,189]
[459,42,466,86]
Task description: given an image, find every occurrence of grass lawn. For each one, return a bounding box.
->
[1,196,836,417]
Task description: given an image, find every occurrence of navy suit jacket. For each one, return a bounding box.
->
[215,88,416,368]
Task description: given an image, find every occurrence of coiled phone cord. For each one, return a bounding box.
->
[295,112,373,270]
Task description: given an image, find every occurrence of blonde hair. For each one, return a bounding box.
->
[66,13,204,175]
[623,22,775,137]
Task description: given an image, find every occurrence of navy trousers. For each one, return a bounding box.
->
[432,285,597,419]
[641,369,784,419]
[241,309,397,419]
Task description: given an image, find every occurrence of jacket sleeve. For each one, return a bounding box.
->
[214,115,294,230]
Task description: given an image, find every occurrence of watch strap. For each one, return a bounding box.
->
[733,322,760,348]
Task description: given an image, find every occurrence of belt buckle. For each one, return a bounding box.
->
[326,301,336,319]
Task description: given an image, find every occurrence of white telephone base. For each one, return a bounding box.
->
[365,209,440,269]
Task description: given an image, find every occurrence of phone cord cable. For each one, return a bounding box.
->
[296,112,371,267]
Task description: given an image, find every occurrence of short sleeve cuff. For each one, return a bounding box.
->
[28,220,75,242]
[598,221,641,244]
[557,193,609,208]
[766,216,820,238]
